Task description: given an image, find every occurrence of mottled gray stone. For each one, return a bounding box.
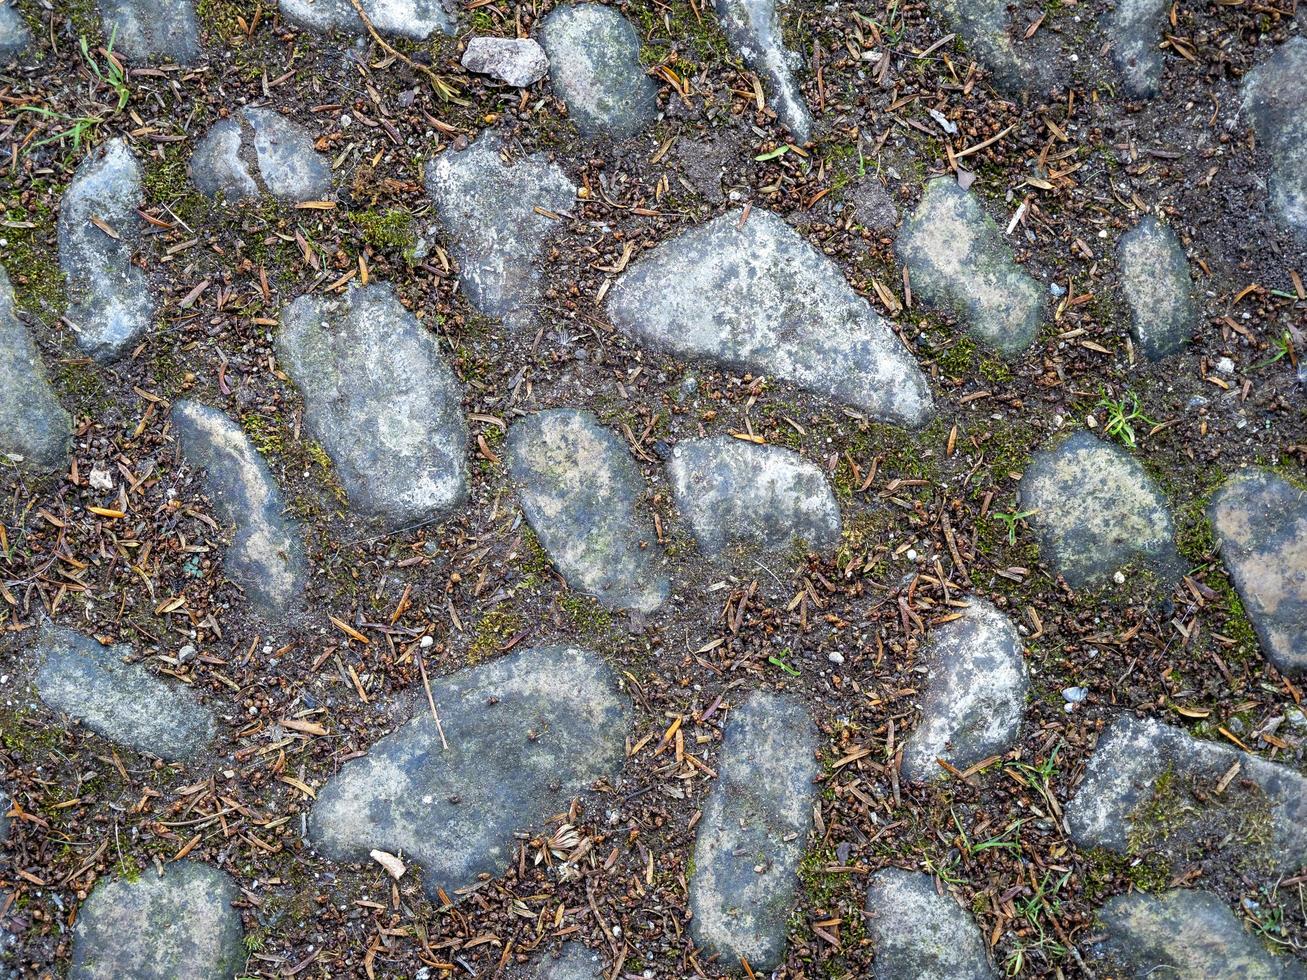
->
[309,646,630,898]
[0,268,70,471]
[461,36,548,87]
[1105,0,1172,97]
[865,868,995,979]
[191,108,331,204]
[933,0,1056,93]
[1209,469,1306,674]
[901,599,1027,782]
[36,628,215,760]
[1019,430,1178,589]
[97,0,199,63]
[70,860,244,980]
[507,409,668,613]
[849,177,899,231]
[527,944,603,980]
[1066,715,1307,870]
[425,133,575,328]
[278,0,454,39]
[690,691,816,971]
[712,0,811,141]
[608,208,932,425]
[668,437,840,557]
[0,2,30,62]
[277,283,467,528]
[1117,217,1198,359]
[0,787,9,842]
[58,138,154,363]
[171,400,307,619]
[1090,890,1306,979]
[1244,38,1307,237]
[540,5,657,139]
[896,179,1043,355]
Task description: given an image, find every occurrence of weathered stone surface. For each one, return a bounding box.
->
[896,179,1044,355]
[608,208,932,425]
[97,0,199,63]
[35,628,215,760]
[279,0,454,39]
[507,409,668,613]
[0,2,31,62]
[712,0,811,141]
[528,944,603,980]
[934,0,1050,93]
[191,107,331,204]
[58,138,154,363]
[901,599,1027,782]
[1209,468,1307,674]
[1117,217,1198,359]
[0,267,70,471]
[690,691,816,971]
[425,133,575,328]
[865,868,995,979]
[849,177,899,231]
[667,437,841,557]
[0,786,9,842]
[309,646,630,898]
[1019,430,1178,589]
[540,5,657,139]
[461,37,548,87]
[1066,715,1307,870]
[1090,890,1306,979]
[70,860,244,979]
[1105,0,1172,97]
[1243,38,1307,236]
[277,283,468,528]
[171,400,307,618]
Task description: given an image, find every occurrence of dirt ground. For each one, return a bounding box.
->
[0,0,1305,976]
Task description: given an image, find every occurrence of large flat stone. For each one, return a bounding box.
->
[425,133,575,328]
[97,0,199,63]
[1209,469,1306,674]
[0,3,31,62]
[689,691,816,971]
[1105,0,1172,97]
[712,0,811,141]
[191,108,332,204]
[540,5,657,139]
[277,283,467,528]
[667,437,840,557]
[279,0,455,39]
[309,646,630,898]
[1065,715,1307,871]
[1117,217,1198,359]
[171,400,307,619]
[0,267,70,471]
[1019,430,1178,589]
[461,37,548,88]
[896,179,1044,355]
[1243,38,1307,237]
[607,208,932,425]
[70,860,244,979]
[507,409,668,613]
[36,628,215,760]
[901,599,1027,782]
[1090,890,1306,979]
[527,944,603,979]
[58,138,155,363]
[865,868,995,979]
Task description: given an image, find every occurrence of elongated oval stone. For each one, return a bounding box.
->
[507,409,668,613]
[36,628,216,760]
[191,107,332,204]
[1243,38,1307,237]
[97,0,199,63]
[279,0,455,39]
[309,646,630,899]
[171,400,307,618]
[865,867,996,979]
[608,208,932,425]
[540,5,657,139]
[712,0,811,141]
[277,283,468,527]
[689,690,816,971]
[1117,217,1198,359]
[70,860,244,979]
[58,138,155,362]
[667,437,840,557]
[0,267,70,471]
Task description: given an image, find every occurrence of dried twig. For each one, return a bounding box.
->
[418,653,450,750]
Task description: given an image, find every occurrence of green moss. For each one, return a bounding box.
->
[195,0,249,43]
[932,334,977,377]
[53,357,111,416]
[1082,849,1171,905]
[559,592,613,635]
[0,190,68,319]
[141,154,209,226]
[241,412,283,456]
[468,608,525,661]
[352,208,418,258]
